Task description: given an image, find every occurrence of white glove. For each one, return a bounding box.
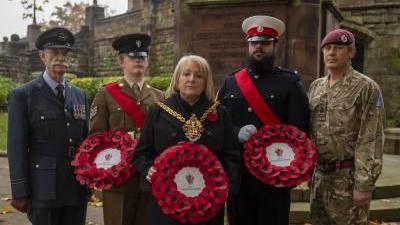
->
[238,124,257,143]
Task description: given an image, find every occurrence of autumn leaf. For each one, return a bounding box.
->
[1,206,13,214]
[0,197,11,201]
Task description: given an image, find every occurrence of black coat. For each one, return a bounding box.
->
[134,93,241,225]
[7,75,88,208]
[218,66,310,194]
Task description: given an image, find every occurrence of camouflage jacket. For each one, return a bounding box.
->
[309,67,385,191]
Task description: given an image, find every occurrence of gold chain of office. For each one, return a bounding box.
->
[156,101,220,142]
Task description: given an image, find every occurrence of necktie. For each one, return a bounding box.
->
[133,83,140,97]
[56,84,65,104]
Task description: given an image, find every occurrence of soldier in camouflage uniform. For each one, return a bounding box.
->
[309,29,385,225]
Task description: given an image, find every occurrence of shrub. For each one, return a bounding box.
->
[69,76,171,104]
[69,76,120,103]
[387,116,400,128]
[0,76,19,111]
[0,113,7,151]
[148,76,172,91]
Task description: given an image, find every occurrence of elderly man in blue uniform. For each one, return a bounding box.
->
[219,15,310,225]
[7,27,88,225]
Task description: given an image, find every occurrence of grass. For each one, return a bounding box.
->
[0,112,7,153]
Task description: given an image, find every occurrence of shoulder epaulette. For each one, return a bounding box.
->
[101,81,119,88]
[276,66,299,76]
[229,67,244,76]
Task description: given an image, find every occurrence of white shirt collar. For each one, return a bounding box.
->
[43,71,65,95]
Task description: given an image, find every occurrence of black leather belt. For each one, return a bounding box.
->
[317,158,354,173]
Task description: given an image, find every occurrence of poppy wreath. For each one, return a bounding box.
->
[71,130,137,190]
[243,124,318,187]
[151,141,228,224]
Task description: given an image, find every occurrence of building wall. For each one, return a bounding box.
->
[0,55,30,81]
[91,0,175,77]
[0,0,398,122]
[69,26,90,76]
[339,0,400,120]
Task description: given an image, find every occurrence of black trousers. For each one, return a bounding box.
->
[227,186,291,225]
[28,204,87,225]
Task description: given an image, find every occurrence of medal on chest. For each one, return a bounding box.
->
[157,101,219,142]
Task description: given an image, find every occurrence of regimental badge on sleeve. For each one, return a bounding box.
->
[375,93,383,110]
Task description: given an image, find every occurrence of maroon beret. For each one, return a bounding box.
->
[321,29,355,49]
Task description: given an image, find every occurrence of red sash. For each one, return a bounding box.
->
[235,68,280,125]
[105,82,146,128]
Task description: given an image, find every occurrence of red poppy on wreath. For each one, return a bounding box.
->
[151,142,228,224]
[242,124,318,187]
[206,111,218,122]
[71,130,137,190]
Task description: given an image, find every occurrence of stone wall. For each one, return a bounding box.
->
[25,51,44,75]
[69,26,90,76]
[339,1,400,121]
[91,0,175,77]
[149,0,175,76]
[92,11,143,76]
[0,55,30,81]
[0,26,90,80]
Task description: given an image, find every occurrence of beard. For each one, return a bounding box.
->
[246,52,275,74]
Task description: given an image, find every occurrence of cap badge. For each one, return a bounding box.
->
[257,26,264,32]
[57,33,67,40]
[340,34,348,43]
[136,40,142,48]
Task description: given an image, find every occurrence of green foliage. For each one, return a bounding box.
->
[0,113,7,151]
[147,76,172,91]
[390,57,400,73]
[387,117,400,128]
[69,76,171,104]
[64,73,78,81]
[69,76,119,104]
[0,76,19,111]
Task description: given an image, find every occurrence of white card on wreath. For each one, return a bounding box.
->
[94,148,121,169]
[174,167,206,197]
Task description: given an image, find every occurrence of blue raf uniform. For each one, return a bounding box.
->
[7,27,89,225]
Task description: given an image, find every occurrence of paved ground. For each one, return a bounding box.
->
[0,155,399,225]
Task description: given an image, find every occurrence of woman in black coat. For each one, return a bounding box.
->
[134,55,241,225]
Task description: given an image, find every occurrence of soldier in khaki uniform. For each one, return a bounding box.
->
[89,33,164,225]
[309,29,385,225]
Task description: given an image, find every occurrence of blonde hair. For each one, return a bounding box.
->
[165,55,215,100]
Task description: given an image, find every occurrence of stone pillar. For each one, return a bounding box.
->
[128,0,143,11]
[27,24,41,50]
[85,4,105,76]
[384,128,400,155]
[286,0,322,87]
[85,4,105,27]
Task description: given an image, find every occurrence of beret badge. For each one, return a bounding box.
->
[340,34,348,43]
